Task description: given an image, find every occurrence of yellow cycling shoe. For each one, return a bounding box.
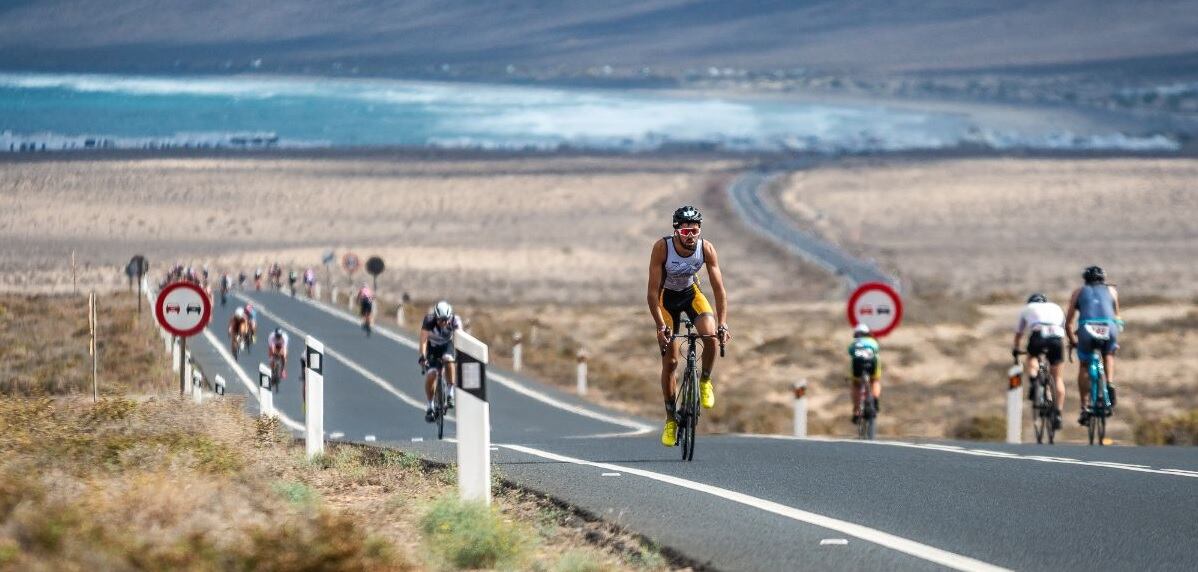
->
[661,419,678,447]
[700,379,716,409]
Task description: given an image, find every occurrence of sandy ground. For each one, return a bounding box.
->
[775,157,1198,300]
[0,154,835,303]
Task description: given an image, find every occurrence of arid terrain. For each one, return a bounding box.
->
[3,153,1195,443]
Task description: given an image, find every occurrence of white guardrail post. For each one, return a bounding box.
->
[455,331,491,505]
[258,363,275,418]
[305,336,325,460]
[511,332,522,372]
[1006,363,1023,444]
[793,380,808,437]
[576,349,588,396]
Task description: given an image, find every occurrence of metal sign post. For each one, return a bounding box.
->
[365,256,385,291]
[322,250,335,302]
[305,337,325,460]
[455,331,490,504]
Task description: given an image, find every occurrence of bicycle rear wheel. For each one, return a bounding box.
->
[1097,414,1106,446]
[1088,414,1098,445]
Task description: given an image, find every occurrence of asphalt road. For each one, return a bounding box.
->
[727,169,897,289]
[188,289,1198,571]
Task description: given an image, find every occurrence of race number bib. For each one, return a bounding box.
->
[854,348,876,359]
[1084,324,1111,340]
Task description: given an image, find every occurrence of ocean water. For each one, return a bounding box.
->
[0,72,1179,153]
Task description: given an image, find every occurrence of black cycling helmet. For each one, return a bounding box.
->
[274,327,283,337]
[672,205,702,228]
[1083,266,1106,284]
[1027,293,1047,304]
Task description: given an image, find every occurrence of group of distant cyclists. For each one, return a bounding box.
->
[1013,266,1121,430]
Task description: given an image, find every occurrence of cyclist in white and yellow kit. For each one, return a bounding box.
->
[646,205,730,447]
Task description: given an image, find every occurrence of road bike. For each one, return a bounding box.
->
[668,319,724,461]
[1076,319,1119,446]
[1016,350,1057,444]
[850,347,878,440]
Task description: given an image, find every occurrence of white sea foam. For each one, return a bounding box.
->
[0,72,1182,154]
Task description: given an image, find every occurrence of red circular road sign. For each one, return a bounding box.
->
[155,281,212,338]
[342,252,360,274]
[847,282,903,337]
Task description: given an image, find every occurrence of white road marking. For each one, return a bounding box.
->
[820,539,849,546]
[601,472,622,477]
[199,328,304,431]
[412,437,424,442]
[499,443,1008,572]
[736,434,1198,480]
[290,293,649,435]
[235,293,453,420]
[330,432,345,439]
[365,435,377,442]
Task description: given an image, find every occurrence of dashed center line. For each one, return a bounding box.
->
[364,435,377,442]
[820,539,849,546]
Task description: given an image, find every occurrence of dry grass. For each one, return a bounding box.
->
[1134,410,1198,445]
[0,292,172,396]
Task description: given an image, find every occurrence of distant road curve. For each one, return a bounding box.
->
[727,168,898,289]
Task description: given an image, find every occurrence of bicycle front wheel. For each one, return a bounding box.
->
[680,370,699,461]
[436,371,448,440]
[1097,414,1106,446]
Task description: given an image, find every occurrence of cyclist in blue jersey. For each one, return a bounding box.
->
[1065,266,1121,426]
[847,324,882,424]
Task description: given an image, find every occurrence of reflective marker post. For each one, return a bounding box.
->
[1006,364,1023,444]
[258,364,275,418]
[455,331,490,505]
[305,337,325,460]
[793,380,808,438]
[576,349,588,396]
[511,332,522,372]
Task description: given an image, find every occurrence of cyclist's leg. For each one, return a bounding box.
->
[870,360,882,402]
[1046,338,1065,413]
[850,377,862,416]
[689,286,717,379]
[1102,334,1118,385]
[1076,332,1093,406]
[443,346,457,388]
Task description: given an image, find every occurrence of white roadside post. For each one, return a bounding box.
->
[258,363,275,418]
[331,286,339,305]
[347,290,355,311]
[511,332,523,372]
[183,351,193,396]
[214,374,226,396]
[305,336,326,460]
[191,366,203,403]
[455,331,491,505]
[576,349,588,396]
[395,305,404,327]
[172,337,181,373]
[793,379,808,437]
[314,283,321,300]
[1006,363,1023,444]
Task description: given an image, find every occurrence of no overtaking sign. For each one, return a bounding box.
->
[847,281,903,337]
[155,281,212,337]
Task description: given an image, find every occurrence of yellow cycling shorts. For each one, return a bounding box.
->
[659,284,714,333]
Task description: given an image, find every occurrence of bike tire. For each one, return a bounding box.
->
[864,399,877,440]
[1088,415,1097,445]
[1097,414,1106,446]
[682,377,698,461]
[436,371,447,441]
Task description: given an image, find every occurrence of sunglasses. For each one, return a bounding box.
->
[676,227,701,237]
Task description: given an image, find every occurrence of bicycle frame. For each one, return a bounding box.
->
[1088,351,1109,413]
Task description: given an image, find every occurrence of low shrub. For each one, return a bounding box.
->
[420,496,533,570]
[950,415,1006,441]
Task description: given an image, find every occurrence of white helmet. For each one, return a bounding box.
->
[853,323,871,337]
[234,308,245,319]
[433,300,453,320]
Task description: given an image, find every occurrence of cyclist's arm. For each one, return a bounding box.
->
[1064,288,1081,345]
[1012,314,1025,353]
[646,240,667,330]
[419,328,430,358]
[1110,285,1121,317]
[703,241,729,328]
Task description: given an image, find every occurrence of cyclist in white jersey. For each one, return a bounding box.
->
[646,205,730,448]
[1013,293,1066,429]
[419,301,463,422]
